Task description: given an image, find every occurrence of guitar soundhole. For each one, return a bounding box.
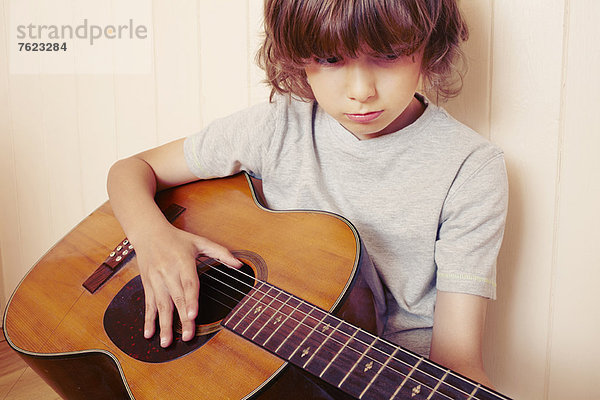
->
[103,251,265,363]
[174,257,257,338]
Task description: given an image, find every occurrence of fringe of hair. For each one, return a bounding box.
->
[256,0,469,102]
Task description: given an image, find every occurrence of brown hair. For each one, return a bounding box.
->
[257,0,469,101]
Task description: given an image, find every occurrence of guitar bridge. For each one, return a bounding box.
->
[82,203,186,293]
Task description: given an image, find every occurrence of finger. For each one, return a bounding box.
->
[180,266,200,341]
[195,237,243,268]
[167,279,195,343]
[142,285,158,339]
[153,285,174,348]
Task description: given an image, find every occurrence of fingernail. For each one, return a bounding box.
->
[160,337,168,347]
[144,330,151,338]
[222,260,243,268]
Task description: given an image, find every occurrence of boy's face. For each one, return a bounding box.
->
[304,49,424,140]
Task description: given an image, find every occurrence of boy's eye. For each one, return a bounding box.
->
[379,54,400,61]
[315,56,342,65]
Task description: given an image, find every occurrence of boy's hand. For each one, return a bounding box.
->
[133,224,242,348]
[106,139,243,348]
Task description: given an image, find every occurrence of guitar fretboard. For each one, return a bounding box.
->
[222,281,509,400]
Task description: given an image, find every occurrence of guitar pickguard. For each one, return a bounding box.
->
[103,258,259,363]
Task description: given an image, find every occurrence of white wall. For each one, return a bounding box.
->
[1,1,599,398]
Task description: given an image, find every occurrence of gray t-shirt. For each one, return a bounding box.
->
[184,93,508,356]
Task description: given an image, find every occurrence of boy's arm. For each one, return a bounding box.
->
[429,290,494,388]
[107,138,241,348]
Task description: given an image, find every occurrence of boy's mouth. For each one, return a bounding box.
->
[345,111,383,123]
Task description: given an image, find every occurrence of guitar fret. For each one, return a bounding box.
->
[293,314,353,378]
[427,370,449,400]
[337,335,376,389]
[391,357,423,399]
[319,326,359,379]
[301,319,344,369]
[467,384,481,400]
[417,359,473,399]
[231,291,268,331]
[470,386,509,400]
[251,293,290,342]
[274,303,313,354]
[221,286,258,327]
[240,286,279,337]
[336,333,407,399]
[359,347,399,399]
[261,298,302,349]
[223,282,273,336]
[287,312,327,362]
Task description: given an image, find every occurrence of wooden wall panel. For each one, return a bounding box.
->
[75,74,117,213]
[9,74,55,277]
[5,0,55,282]
[548,0,600,398]
[153,0,202,143]
[113,74,158,158]
[36,0,83,242]
[248,0,270,105]
[113,0,157,159]
[483,1,566,398]
[0,249,5,314]
[72,1,117,214]
[444,0,493,138]
[0,0,18,314]
[198,0,250,123]
[41,76,84,243]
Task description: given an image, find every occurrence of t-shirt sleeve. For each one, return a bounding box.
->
[435,153,508,299]
[183,99,281,179]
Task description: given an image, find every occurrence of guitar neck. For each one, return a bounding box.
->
[222,281,510,400]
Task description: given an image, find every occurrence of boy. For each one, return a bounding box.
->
[107,0,507,394]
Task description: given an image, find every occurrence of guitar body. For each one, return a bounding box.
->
[3,173,364,399]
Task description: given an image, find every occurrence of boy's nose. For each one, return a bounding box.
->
[345,63,376,102]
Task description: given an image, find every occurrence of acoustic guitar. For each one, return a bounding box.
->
[3,173,510,400]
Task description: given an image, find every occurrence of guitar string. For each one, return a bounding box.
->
[196,260,502,400]
[196,275,459,400]
[200,263,493,400]
[198,272,483,400]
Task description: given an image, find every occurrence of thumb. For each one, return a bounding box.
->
[194,236,243,268]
